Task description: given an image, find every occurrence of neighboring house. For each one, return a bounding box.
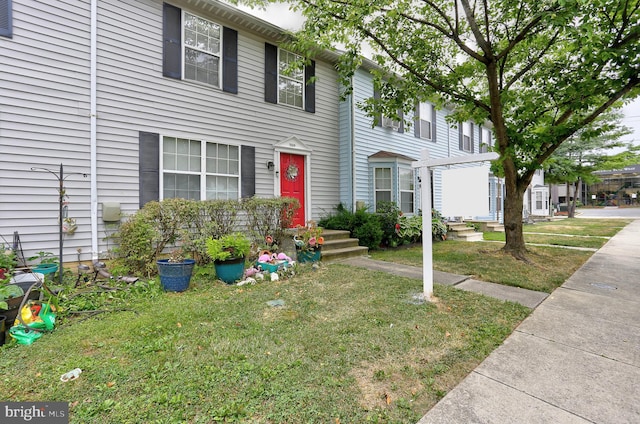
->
[526,170,550,219]
[338,65,506,221]
[0,0,342,262]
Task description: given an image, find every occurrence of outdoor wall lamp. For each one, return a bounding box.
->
[267,161,275,171]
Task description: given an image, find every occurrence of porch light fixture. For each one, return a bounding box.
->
[267,161,275,171]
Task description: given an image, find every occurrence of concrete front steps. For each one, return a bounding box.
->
[466,220,505,232]
[446,222,484,241]
[319,229,369,262]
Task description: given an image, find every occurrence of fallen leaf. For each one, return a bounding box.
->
[445,331,451,338]
[335,419,340,424]
[70,401,79,408]
[177,322,182,328]
[384,392,391,405]
[35,372,42,377]
[107,381,115,388]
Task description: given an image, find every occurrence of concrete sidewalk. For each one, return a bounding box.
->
[341,256,549,309]
[417,219,640,423]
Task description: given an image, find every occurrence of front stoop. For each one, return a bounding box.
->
[446,222,484,242]
[467,220,505,233]
[319,229,369,262]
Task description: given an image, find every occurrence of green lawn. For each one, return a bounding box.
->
[371,218,631,293]
[0,265,528,423]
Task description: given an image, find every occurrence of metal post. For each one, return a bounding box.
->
[420,151,434,300]
[59,163,64,285]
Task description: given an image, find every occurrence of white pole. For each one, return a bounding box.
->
[420,150,434,299]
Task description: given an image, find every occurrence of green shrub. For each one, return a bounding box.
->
[318,203,354,230]
[376,202,402,247]
[397,214,422,244]
[242,197,299,250]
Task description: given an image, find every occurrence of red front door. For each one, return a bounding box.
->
[280,153,305,227]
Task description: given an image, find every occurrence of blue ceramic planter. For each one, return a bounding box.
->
[214,257,246,284]
[157,259,195,292]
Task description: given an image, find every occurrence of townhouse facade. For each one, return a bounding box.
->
[0,0,342,262]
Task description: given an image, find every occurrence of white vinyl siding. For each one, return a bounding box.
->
[183,12,221,87]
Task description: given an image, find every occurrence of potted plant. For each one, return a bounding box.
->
[293,221,324,263]
[29,251,59,278]
[156,248,195,292]
[206,233,251,284]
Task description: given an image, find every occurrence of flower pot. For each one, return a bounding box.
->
[157,259,195,292]
[214,257,246,284]
[296,248,321,263]
[33,263,58,276]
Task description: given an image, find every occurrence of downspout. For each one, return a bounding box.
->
[90,0,98,260]
[350,76,356,212]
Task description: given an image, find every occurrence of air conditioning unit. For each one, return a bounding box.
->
[382,116,400,130]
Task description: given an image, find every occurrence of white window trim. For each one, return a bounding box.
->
[278,48,305,109]
[181,11,222,88]
[160,135,240,200]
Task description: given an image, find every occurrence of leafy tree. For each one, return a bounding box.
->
[238,0,640,259]
[545,109,633,217]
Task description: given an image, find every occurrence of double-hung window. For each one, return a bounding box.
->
[278,49,304,108]
[460,122,473,152]
[183,13,221,87]
[418,102,434,140]
[374,168,392,209]
[162,136,239,200]
[480,127,492,153]
[399,169,415,213]
[163,4,238,93]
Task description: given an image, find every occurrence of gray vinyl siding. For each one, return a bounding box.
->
[1,0,341,262]
[0,0,92,259]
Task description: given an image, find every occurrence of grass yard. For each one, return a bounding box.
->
[0,265,528,423]
[371,218,631,293]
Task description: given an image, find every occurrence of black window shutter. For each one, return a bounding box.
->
[0,0,12,39]
[264,43,278,104]
[139,132,160,208]
[373,89,381,127]
[163,3,181,79]
[304,60,315,113]
[398,109,404,134]
[431,106,437,142]
[241,146,255,198]
[414,104,420,138]
[458,123,464,150]
[222,27,238,94]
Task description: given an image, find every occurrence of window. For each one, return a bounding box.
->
[535,191,543,210]
[459,122,473,152]
[277,49,304,108]
[163,4,238,93]
[161,136,239,200]
[374,167,392,209]
[183,13,221,87]
[399,169,414,213]
[480,127,492,153]
[0,0,11,39]
[418,103,434,140]
[265,44,315,112]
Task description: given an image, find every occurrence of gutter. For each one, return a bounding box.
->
[90,0,98,260]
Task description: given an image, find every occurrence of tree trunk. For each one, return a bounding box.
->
[502,169,528,260]
[566,182,575,218]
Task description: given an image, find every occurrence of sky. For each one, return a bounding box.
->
[236,3,640,152]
